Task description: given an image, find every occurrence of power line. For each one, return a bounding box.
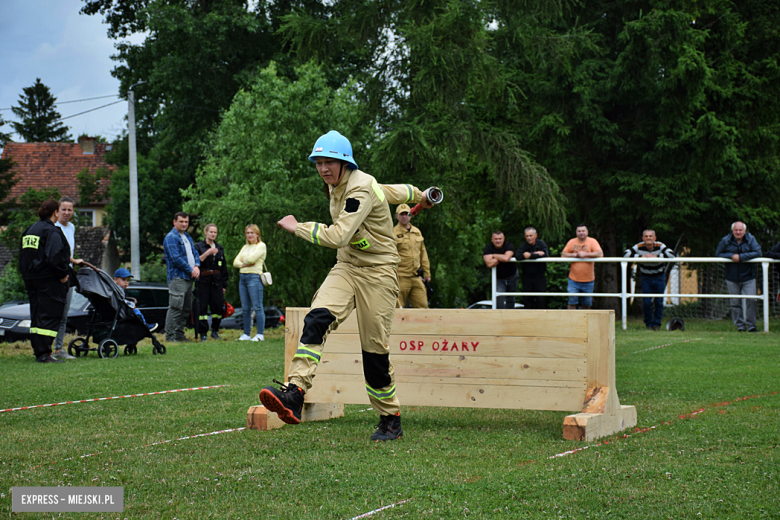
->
[0,94,120,111]
[60,100,124,120]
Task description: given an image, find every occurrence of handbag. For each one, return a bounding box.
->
[260,261,272,286]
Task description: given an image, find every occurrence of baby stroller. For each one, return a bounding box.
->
[67,264,167,358]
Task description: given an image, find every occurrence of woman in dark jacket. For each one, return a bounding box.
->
[18,199,71,363]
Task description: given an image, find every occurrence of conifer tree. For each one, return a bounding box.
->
[11,78,72,143]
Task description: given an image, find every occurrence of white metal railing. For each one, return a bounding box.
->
[490,257,779,332]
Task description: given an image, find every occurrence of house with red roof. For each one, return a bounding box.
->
[0,136,120,277]
[1,136,113,226]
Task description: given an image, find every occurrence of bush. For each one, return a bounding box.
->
[0,259,27,304]
[141,253,168,284]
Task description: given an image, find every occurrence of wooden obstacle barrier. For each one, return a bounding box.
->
[248,308,636,441]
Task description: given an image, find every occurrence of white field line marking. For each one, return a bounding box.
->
[1,385,228,413]
[631,338,699,354]
[32,427,246,470]
[349,499,411,519]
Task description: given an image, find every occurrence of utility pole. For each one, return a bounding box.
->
[127,81,145,280]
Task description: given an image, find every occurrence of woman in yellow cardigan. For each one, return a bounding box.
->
[232,224,266,341]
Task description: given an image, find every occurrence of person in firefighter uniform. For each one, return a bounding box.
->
[259,130,433,442]
[195,224,229,341]
[393,203,431,308]
[18,199,72,363]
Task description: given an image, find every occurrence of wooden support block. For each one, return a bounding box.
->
[562,405,637,441]
[301,403,344,422]
[246,405,286,431]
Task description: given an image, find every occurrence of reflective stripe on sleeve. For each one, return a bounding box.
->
[293,346,322,363]
[366,384,396,400]
[311,224,322,245]
[404,184,413,203]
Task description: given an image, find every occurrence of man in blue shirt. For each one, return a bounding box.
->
[163,212,200,342]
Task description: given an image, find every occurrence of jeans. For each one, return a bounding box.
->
[641,274,666,328]
[54,286,74,350]
[567,279,594,307]
[496,272,519,309]
[726,279,757,331]
[239,273,265,336]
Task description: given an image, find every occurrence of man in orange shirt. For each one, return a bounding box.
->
[561,224,603,309]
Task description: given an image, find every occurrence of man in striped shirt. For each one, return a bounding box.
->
[623,230,675,330]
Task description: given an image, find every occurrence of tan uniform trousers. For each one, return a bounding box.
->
[397,276,429,309]
[288,262,401,416]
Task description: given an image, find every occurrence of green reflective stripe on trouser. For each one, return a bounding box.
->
[294,346,322,363]
[366,384,396,400]
[211,314,222,319]
[311,223,322,245]
[30,327,58,337]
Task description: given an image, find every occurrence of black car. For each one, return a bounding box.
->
[0,282,170,342]
[220,306,285,330]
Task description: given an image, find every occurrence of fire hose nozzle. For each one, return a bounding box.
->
[411,187,444,215]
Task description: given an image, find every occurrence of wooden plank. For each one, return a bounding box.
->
[323,334,587,358]
[301,403,344,422]
[303,380,584,411]
[315,353,587,382]
[313,372,586,389]
[286,307,598,338]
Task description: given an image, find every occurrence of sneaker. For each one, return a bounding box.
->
[371,413,403,442]
[148,323,159,333]
[200,334,207,341]
[53,350,76,360]
[36,354,64,363]
[211,331,221,340]
[258,379,305,425]
[747,328,758,333]
[238,334,252,341]
[252,334,264,342]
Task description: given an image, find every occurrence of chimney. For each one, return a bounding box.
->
[78,136,96,155]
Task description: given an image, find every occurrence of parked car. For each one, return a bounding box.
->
[220,306,285,330]
[467,300,524,309]
[0,281,170,342]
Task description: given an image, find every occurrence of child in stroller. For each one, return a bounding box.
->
[67,264,167,358]
[113,268,159,333]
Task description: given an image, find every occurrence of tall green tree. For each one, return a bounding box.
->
[183,62,367,306]
[81,0,305,250]
[105,148,190,261]
[10,78,72,143]
[493,0,780,308]
[280,0,568,305]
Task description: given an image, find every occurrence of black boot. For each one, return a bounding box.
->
[371,413,403,442]
[259,379,305,424]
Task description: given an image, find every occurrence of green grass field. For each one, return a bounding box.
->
[1,320,778,519]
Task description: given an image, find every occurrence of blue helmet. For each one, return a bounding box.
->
[308,131,358,170]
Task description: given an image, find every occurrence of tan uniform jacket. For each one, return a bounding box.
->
[393,223,430,278]
[295,169,424,266]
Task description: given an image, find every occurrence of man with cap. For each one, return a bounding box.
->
[393,203,431,308]
[259,130,435,442]
[113,268,158,332]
